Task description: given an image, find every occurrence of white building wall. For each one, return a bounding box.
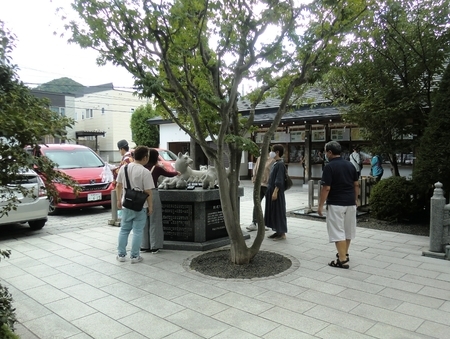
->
[64,95,77,142]
[74,89,147,162]
[159,123,248,177]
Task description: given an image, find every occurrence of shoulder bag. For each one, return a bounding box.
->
[122,165,149,211]
[284,165,293,191]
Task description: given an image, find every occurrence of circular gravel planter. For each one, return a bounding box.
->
[186,249,299,280]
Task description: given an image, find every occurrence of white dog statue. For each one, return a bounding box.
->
[158,152,218,189]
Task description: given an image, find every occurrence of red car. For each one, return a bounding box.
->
[155,148,177,171]
[30,144,113,214]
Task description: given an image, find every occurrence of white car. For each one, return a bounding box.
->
[0,169,49,229]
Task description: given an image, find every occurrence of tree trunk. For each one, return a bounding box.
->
[389,153,400,176]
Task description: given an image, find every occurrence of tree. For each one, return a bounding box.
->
[130,104,159,147]
[0,21,78,217]
[35,77,85,94]
[66,0,367,264]
[413,62,450,202]
[321,0,450,176]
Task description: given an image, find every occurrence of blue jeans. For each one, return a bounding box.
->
[117,207,147,258]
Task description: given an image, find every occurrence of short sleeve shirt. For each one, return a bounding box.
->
[117,162,154,208]
[320,157,358,206]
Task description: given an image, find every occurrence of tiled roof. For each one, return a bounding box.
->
[147,88,340,125]
[237,88,330,112]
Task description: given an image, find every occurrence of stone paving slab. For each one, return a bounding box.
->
[0,180,449,338]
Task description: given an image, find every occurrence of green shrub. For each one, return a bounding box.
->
[1,250,17,337]
[0,323,20,339]
[370,176,420,222]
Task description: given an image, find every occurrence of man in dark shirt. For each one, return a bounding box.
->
[318,141,359,269]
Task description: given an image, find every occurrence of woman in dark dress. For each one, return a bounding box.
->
[264,144,288,240]
[141,148,179,253]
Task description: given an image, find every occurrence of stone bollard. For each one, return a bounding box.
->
[308,180,314,210]
[429,182,446,253]
[108,189,121,226]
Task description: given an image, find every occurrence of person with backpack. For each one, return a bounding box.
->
[371,154,384,182]
[349,146,363,178]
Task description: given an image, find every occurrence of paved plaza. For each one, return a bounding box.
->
[0,180,449,339]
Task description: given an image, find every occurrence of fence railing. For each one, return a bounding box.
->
[307,176,374,212]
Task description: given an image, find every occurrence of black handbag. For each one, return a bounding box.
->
[284,165,293,190]
[122,165,149,211]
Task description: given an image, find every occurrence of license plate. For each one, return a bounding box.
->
[87,193,102,201]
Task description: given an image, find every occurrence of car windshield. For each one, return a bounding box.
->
[159,150,177,161]
[44,149,104,169]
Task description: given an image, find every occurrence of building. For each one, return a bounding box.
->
[32,84,148,163]
[149,88,358,180]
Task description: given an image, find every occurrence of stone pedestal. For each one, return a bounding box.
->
[159,187,245,251]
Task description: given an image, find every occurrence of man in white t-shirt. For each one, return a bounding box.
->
[116,146,154,264]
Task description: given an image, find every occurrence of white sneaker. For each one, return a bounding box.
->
[246,223,257,231]
[116,255,126,262]
[130,256,143,264]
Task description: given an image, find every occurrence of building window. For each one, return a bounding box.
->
[102,107,105,114]
[86,109,93,119]
[59,107,65,117]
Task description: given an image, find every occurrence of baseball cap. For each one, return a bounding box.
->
[117,139,128,149]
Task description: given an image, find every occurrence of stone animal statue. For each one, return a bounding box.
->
[158,152,218,189]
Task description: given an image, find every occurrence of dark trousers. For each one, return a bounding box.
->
[252,186,268,224]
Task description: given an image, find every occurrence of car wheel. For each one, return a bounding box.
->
[102,204,112,209]
[28,219,46,230]
[48,196,58,215]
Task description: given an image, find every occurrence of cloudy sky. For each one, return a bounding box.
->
[1,0,135,89]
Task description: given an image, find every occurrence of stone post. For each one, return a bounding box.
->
[107,189,121,226]
[429,182,445,253]
[308,180,314,210]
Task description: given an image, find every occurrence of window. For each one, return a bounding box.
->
[102,107,105,114]
[85,109,93,119]
[59,107,65,117]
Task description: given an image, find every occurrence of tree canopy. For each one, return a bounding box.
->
[130,104,159,147]
[413,62,450,201]
[34,77,85,94]
[321,0,450,175]
[66,0,368,264]
[0,21,78,216]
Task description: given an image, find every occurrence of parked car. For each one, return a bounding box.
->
[28,144,114,214]
[156,148,177,170]
[0,169,49,229]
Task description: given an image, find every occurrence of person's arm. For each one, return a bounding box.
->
[145,189,153,215]
[116,182,123,210]
[317,185,330,216]
[354,180,360,206]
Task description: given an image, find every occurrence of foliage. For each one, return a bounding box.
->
[34,77,85,95]
[322,0,450,176]
[413,62,450,203]
[0,250,17,336]
[66,0,368,264]
[0,21,79,217]
[130,105,159,147]
[370,176,420,222]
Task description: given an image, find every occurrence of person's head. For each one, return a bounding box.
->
[324,141,341,159]
[271,144,284,159]
[117,139,129,155]
[133,146,149,162]
[353,145,360,153]
[148,148,159,165]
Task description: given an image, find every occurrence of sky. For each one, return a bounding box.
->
[0,0,136,89]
